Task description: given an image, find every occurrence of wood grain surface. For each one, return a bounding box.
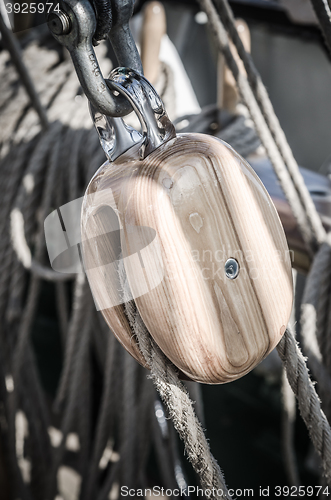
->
[81,134,293,383]
[140,2,166,84]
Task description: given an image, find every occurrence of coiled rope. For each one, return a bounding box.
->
[0,26,200,500]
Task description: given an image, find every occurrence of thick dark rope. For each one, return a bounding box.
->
[90,0,112,44]
[6,128,62,499]
[120,352,139,489]
[82,333,117,500]
[135,373,155,487]
[277,328,331,479]
[78,340,92,489]
[280,273,300,487]
[151,398,179,491]
[0,37,118,500]
[118,260,232,499]
[3,13,331,499]
[300,234,331,395]
[0,14,49,129]
[281,368,300,486]
[54,275,92,410]
[46,303,93,500]
[310,0,331,56]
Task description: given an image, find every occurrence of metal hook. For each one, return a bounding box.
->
[108,67,176,159]
[89,103,143,161]
[47,0,142,117]
[91,68,176,160]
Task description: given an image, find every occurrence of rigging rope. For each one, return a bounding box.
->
[277,327,331,478]
[309,0,331,57]
[199,0,326,255]
[198,0,331,482]
[281,271,300,487]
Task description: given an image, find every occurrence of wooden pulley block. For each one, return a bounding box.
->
[81,68,293,384]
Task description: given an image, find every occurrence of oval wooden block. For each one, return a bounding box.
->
[81,133,293,383]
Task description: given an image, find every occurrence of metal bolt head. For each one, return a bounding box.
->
[225,258,239,280]
[47,10,71,36]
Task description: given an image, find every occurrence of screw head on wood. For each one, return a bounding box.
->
[47,10,71,36]
[225,258,239,280]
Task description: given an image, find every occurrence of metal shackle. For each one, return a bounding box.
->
[90,68,176,161]
[47,0,143,117]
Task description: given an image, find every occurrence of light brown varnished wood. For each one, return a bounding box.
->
[81,134,293,383]
[81,145,148,368]
[140,2,166,85]
[220,19,251,113]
